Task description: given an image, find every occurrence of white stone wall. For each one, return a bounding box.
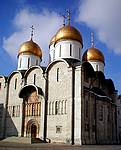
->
[47,61,72,143]
[0,76,7,138]
[74,66,82,144]
[6,72,23,137]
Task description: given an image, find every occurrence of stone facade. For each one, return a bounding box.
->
[0,58,117,144]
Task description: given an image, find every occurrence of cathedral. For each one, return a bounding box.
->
[0,13,118,145]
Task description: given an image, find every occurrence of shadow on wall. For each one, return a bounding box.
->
[0,103,18,139]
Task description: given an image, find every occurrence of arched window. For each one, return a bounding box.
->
[32,104,36,116]
[55,101,58,115]
[65,100,67,114]
[49,102,51,115]
[61,100,64,114]
[52,102,54,115]
[12,106,15,117]
[58,101,61,115]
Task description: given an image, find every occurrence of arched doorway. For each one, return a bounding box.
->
[31,124,37,138]
[26,119,39,138]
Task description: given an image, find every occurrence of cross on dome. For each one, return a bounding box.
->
[66,9,71,25]
[30,25,35,40]
[62,14,66,26]
[91,32,94,47]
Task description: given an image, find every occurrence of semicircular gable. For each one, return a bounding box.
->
[105,79,115,93]
[24,66,45,78]
[0,76,7,94]
[82,62,95,78]
[46,59,70,73]
[0,75,7,83]
[8,71,23,82]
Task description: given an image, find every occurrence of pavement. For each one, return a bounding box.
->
[1,142,121,150]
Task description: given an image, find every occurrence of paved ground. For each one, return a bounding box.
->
[0,142,121,150]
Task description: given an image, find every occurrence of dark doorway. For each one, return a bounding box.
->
[31,124,37,138]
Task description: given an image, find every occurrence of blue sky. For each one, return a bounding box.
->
[0,0,121,94]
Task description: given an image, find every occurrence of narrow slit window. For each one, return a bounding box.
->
[12,106,15,117]
[34,74,36,85]
[36,60,38,65]
[55,101,58,115]
[59,45,61,57]
[79,48,80,59]
[57,68,59,82]
[19,58,22,68]
[15,78,17,90]
[53,49,55,60]
[28,58,30,68]
[96,65,98,71]
[85,100,88,118]
[70,44,72,56]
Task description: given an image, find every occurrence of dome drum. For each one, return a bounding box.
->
[17,39,42,71]
[54,40,82,60]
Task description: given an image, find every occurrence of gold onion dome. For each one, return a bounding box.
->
[55,25,83,46]
[82,47,105,64]
[18,39,42,58]
[49,35,56,46]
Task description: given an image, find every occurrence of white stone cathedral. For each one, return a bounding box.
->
[0,14,118,145]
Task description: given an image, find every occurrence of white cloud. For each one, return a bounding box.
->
[77,0,121,54]
[3,9,62,65]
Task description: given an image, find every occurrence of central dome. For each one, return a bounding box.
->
[18,39,42,58]
[82,47,105,64]
[55,25,83,46]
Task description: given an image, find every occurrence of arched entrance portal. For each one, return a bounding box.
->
[31,124,37,138]
[26,119,39,138]
[19,84,43,138]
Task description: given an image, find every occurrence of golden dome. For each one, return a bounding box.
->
[49,35,56,46]
[18,39,42,58]
[82,47,105,64]
[55,25,83,46]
